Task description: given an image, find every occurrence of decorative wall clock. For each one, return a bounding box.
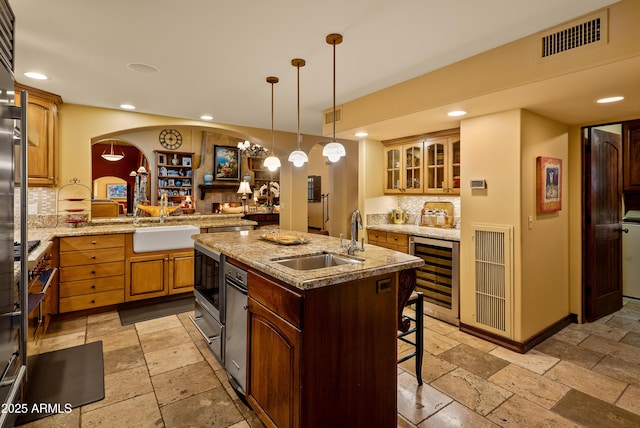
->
[159,129,182,150]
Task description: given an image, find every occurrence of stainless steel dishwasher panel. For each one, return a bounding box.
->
[224,265,248,396]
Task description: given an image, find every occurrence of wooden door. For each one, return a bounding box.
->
[169,251,194,294]
[126,254,167,301]
[623,120,640,191]
[583,127,623,321]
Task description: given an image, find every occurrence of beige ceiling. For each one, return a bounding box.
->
[11,0,623,139]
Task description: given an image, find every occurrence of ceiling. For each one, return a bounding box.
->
[11,0,625,139]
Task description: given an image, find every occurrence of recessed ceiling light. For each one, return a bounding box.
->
[447,110,467,117]
[355,132,368,138]
[596,96,624,104]
[24,72,48,80]
[120,104,136,110]
[200,115,213,120]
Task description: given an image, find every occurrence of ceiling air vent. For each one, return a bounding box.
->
[540,10,607,59]
[0,0,15,73]
[324,107,342,125]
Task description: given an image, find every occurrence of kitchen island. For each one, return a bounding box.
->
[193,230,423,428]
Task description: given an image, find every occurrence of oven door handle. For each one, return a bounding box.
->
[39,267,58,295]
[189,315,220,345]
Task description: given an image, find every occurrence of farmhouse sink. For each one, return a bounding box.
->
[273,252,364,271]
[133,225,199,253]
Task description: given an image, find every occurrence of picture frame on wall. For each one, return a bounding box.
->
[213,145,241,181]
[536,156,562,213]
[182,156,192,167]
[106,183,127,199]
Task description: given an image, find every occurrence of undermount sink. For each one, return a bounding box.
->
[273,252,364,271]
[133,225,199,253]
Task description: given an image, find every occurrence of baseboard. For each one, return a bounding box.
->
[460,313,577,354]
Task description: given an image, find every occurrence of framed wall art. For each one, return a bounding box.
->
[213,145,240,180]
[106,183,127,199]
[536,156,562,213]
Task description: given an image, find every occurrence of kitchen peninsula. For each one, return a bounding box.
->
[193,230,424,428]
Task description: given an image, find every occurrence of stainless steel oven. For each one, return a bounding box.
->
[190,243,225,363]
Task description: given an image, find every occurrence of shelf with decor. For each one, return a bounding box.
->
[154,150,194,205]
[56,178,91,226]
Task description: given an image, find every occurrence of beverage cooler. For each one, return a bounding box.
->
[410,236,460,326]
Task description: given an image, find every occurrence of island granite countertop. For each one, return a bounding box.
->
[193,230,424,291]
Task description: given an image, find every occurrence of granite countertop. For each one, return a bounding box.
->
[367,223,460,242]
[193,230,424,291]
[18,214,257,275]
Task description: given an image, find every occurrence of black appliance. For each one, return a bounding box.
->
[190,243,225,364]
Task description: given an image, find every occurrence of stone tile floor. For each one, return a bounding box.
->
[21,298,640,427]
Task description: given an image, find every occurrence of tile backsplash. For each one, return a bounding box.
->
[365,195,460,225]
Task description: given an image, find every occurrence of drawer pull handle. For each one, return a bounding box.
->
[91,285,96,289]
[91,241,97,244]
[91,300,95,304]
[91,255,96,259]
[91,270,96,274]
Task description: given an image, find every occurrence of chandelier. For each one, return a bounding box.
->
[101,141,125,162]
[237,140,270,158]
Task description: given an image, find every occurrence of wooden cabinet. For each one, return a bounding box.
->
[383,129,460,195]
[246,266,397,428]
[247,271,302,428]
[367,229,409,253]
[384,141,423,193]
[425,135,460,194]
[15,83,62,187]
[125,235,194,301]
[58,234,125,313]
[623,119,640,192]
[155,150,194,206]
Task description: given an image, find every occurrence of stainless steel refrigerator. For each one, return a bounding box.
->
[0,1,28,426]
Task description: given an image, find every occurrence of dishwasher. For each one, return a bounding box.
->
[224,261,248,396]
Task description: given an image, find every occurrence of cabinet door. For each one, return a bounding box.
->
[169,251,194,294]
[384,146,402,192]
[403,142,424,193]
[247,297,301,428]
[623,120,640,191]
[126,254,168,301]
[449,136,461,194]
[16,88,59,187]
[425,137,448,193]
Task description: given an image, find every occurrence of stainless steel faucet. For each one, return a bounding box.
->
[341,209,365,255]
[160,191,168,223]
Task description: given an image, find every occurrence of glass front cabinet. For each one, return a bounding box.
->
[384,141,424,193]
[383,129,460,195]
[425,135,460,194]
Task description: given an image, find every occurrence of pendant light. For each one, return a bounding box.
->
[322,33,346,163]
[101,140,125,162]
[288,58,309,167]
[263,76,281,172]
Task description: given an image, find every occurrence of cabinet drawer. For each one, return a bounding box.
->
[59,261,124,282]
[367,230,387,243]
[60,247,124,267]
[59,276,124,298]
[59,289,124,313]
[248,271,302,328]
[60,234,125,252]
[386,232,409,248]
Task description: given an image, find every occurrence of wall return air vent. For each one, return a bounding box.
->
[540,10,607,58]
